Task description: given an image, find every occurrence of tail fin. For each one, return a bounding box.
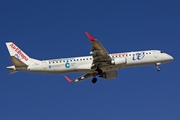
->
[6,42,39,66]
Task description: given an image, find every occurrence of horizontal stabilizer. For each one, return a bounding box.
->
[10,56,27,67]
[8,70,17,74]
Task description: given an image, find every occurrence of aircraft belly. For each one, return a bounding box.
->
[76,63,91,72]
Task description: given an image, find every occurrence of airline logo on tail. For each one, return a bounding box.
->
[9,43,28,61]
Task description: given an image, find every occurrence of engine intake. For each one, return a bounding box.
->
[111,57,126,66]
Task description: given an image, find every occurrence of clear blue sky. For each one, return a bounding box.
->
[0,0,179,120]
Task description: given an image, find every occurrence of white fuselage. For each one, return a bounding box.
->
[25,50,173,74]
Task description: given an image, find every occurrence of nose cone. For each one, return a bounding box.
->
[169,55,174,61]
[166,54,174,62]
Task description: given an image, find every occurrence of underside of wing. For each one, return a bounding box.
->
[64,73,94,82]
[85,32,112,67]
[65,32,119,83]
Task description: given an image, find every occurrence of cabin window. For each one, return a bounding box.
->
[86,58,88,60]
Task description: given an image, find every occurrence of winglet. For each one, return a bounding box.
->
[64,76,73,82]
[85,32,96,41]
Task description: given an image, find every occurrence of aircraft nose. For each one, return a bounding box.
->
[168,54,174,61]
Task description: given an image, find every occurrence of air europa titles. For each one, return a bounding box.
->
[9,43,28,61]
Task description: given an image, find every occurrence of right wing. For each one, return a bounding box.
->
[85,32,112,64]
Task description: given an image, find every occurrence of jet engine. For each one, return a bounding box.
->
[111,57,126,66]
[99,71,117,79]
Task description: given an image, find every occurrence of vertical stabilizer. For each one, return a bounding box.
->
[6,42,38,65]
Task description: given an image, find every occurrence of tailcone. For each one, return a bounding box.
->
[7,66,16,70]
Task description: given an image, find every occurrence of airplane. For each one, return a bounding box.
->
[6,32,173,84]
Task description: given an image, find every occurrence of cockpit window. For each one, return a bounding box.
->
[160,51,164,53]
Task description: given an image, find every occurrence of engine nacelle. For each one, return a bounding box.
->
[111,57,126,66]
[99,71,117,80]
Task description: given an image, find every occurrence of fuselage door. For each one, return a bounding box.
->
[42,61,47,69]
[153,51,158,58]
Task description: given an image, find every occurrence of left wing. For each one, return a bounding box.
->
[64,73,93,82]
